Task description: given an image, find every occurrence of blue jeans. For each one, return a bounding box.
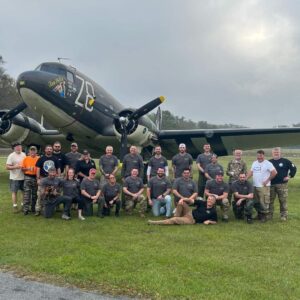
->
[152,195,172,217]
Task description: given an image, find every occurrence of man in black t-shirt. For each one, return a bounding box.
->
[35,145,60,216]
[148,195,217,225]
[52,141,69,175]
[269,147,297,221]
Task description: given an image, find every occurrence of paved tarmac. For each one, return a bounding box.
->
[0,272,130,300]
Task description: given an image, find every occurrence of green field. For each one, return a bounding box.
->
[0,155,300,299]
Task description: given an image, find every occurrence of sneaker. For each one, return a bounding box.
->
[281,216,287,221]
[172,208,177,215]
[61,214,71,220]
[35,211,40,216]
[115,212,120,217]
[78,215,85,221]
[24,211,29,216]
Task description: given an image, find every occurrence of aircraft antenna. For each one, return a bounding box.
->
[57,57,71,63]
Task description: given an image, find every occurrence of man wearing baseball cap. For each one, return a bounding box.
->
[171,143,193,179]
[80,168,101,216]
[66,142,82,170]
[75,150,96,182]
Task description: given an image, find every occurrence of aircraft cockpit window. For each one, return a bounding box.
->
[35,64,42,71]
[67,71,74,83]
[40,64,66,77]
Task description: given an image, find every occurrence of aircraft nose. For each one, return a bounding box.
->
[17,70,50,92]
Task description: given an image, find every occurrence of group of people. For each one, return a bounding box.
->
[5,141,297,225]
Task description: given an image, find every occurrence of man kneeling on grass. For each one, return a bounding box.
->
[40,167,72,220]
[148,195,218,225]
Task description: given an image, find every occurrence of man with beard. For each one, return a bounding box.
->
[172,144,193,179]
[196,143,213,197]
[35,145,60,215]
[147,167,172,218]
[146,145,169,181]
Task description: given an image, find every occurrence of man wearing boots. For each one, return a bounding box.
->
[39,167,72,219]
[247,150,277,222]
[231,173,254,224]
[204,170,230,222]
[80,168,101,217]
[101,174,121,217]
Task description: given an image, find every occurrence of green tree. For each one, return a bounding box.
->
[148,110,245,130]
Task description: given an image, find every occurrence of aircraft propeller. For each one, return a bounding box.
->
[93,96,165,161]
[0,102,27,133]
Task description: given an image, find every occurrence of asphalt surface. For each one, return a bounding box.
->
[0,272,130,300]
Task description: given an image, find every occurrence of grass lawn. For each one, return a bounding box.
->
[0,155,300,299]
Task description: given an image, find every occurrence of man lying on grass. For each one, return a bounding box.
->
[148,195,217,225]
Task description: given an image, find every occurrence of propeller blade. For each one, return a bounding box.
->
[119,129,128,162]
[129,96,165,121]
[1,102,27,121]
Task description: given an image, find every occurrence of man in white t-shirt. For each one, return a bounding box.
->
[247,150,277,222]
[6,142,26,212]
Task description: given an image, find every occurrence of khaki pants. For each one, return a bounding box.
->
[270,183,288,218]
[254,186,270,215]
[149,202,195,225]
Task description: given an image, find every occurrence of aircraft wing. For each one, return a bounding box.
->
[158,127,300,158]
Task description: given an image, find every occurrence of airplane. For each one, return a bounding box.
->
[1,61,300,160]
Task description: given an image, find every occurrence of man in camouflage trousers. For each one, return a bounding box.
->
[269,147,297,221]
[21,146,40,215]
[226,149,247,203]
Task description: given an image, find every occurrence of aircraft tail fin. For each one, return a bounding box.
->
[155,107,162,131]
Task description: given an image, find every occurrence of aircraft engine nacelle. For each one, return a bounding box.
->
[0,111,44,146]
[0,122,30,146]
[113,123,154,147]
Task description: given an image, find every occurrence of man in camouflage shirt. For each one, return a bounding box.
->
[226,149,247,203]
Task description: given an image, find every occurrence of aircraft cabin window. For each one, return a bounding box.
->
[67,71,74,83]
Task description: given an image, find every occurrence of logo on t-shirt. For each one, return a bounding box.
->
[43,160,55,172]
[279,163,283,167]
[253,166,262,172]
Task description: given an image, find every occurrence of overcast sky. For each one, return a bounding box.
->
[1,0,300,127]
